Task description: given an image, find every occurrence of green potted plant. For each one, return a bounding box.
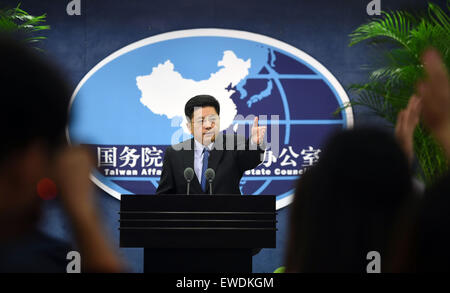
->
[346,1,450,185]
[0,3,49,50]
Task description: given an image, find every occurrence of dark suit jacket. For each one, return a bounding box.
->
[156,133,265,195]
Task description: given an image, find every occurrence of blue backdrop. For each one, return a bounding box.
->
[2,0,437,272]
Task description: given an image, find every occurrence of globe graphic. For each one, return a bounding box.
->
[227,49,347,208]
[234,64,299,204]
[68,30,351,209]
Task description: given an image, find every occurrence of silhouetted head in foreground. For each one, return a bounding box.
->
[0,34,71,239]
[413,172,450,272]
[286,127,413,272]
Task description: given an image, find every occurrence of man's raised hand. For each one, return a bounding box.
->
[251,116,267,146]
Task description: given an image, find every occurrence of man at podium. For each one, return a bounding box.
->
[156,95,267,195]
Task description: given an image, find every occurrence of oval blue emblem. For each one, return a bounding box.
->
[68,29,353,209]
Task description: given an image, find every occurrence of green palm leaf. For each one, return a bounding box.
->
[346,1,450,186]
[349,10,416,49]
[0,3,50,49]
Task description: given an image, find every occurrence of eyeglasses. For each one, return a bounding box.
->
[193,115,219,126]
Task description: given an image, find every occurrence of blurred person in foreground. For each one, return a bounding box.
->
[284,56,423,273]
[284,126,415,273]
[0,35,124,272]
[285,46,450,273]
[392,48,450,272]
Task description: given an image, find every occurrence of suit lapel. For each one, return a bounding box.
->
[208,133,225,175]
[182,138,204,194]
[182,138,194,172]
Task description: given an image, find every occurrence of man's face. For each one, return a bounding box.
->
[188,106,220,146]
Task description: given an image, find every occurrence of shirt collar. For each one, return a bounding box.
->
[194,138,213,154]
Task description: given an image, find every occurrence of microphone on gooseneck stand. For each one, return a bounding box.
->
[184,167,194,195]
[205,168,215,195]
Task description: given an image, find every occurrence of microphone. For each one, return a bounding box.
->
[204,168,215,195]
[184,167,194,195]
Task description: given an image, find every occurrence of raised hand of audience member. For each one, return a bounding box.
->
[418,48,450,159]
[395,95,422,164]
[53,147,125,273]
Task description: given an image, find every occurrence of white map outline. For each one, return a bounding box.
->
[136,50,250,134]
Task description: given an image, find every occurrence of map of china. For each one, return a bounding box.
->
[136,50,251,133]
